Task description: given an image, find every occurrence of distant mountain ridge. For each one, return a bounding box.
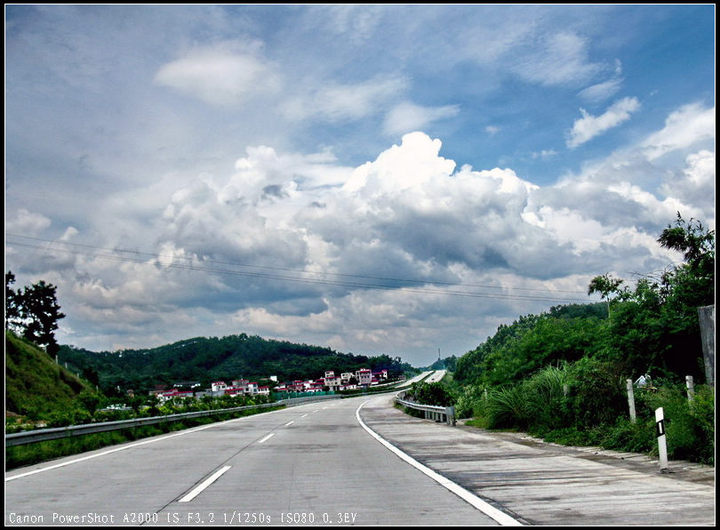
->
[58,333,414,396]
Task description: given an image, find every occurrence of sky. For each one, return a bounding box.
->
[4,4,716,368]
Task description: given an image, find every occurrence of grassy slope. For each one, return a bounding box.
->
[5,331,94,417]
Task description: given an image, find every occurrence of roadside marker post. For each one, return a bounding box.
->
[655,407,669,472]
[686,375,695,402]
[626,379,636,423]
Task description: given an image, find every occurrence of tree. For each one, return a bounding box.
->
[657,213,715,308]
[586,214,715,381]
[587,273,625,301]
[658,213,714,277]
[77,390,101,416]
[4,272,66,356]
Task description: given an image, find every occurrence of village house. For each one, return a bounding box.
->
[356,368,372,386]
[324,373,342,391]
[150,365,383,404]
[157,389,194,402]
[211,381,227,392]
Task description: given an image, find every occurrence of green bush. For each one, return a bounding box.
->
[406,382,455,407]
[485,385,530,429]
[566,357,627,429]
[455,385,487,419]
[689,385,715,460]
[598,417,656,454]
[524,365,572,431]
[638,383,714,464]
[541,426,595,446]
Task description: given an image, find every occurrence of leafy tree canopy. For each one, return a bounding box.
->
[5,272,66,356]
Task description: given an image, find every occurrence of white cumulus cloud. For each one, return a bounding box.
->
[567,96,641,148]
[642,102,715,161]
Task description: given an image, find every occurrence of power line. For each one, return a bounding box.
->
[6,233,592,304]
[6,233,589,294]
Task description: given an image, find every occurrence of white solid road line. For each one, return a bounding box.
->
[355,399,523,526]
[178,465,232,503]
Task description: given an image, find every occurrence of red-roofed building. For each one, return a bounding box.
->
[211,381,227,392]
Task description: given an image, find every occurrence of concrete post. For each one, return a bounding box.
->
[655,407,669,472]
[445,406,456,426]
[697,305,714,386]
[686,375,695,402]
[626,379,636,423]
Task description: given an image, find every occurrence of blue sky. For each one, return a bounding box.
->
[5,5,715,367]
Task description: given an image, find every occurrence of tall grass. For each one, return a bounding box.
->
[486,386,531,429]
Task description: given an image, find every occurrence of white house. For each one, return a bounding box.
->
[211,381,227,392]
[325,374,342,390]
[356,369,372,386]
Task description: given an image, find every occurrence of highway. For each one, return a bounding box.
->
[5,394,503,526]
[423,370,446,384]
[394,370,434,388]
[5,388,715,526]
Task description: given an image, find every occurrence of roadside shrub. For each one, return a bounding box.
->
[524,365,572,431]
[45,408,92,427]
[407,382,455,407]
[485,385,530,429]
[598,416,656,454]
[566,357,626,429]
[455,385,486,419]
[689,385,715,463]
[639,383,715,464]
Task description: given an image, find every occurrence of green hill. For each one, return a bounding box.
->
[5,330,96,418]
[58,333,415,396]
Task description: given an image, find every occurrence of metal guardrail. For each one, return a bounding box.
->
[6,394,340,447]
[395,392,456,426]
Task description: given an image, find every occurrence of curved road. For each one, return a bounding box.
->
[5,395,501,526]
[6,392,714,526]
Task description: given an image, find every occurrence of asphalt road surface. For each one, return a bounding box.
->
[5,395,502,526]
[6,392,714,526]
